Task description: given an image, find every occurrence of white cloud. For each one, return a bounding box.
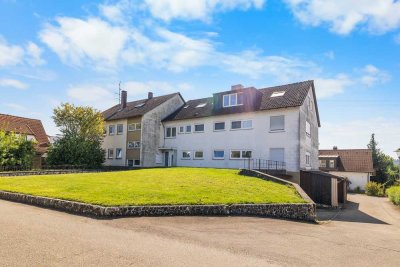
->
[284,0,400,34]
[0,78,28,90]
[67,84,114,102]
[314,74,353,98]
[144,0,266,22]
[0,37,24,67]
[4,103,27,111]
[39,17,129,67]
[320,118,400,158]
[26,42,46,66]
[359,64,391,86]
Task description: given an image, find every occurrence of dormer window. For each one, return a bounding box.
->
[223,93,243,107]
[271,91,285,97]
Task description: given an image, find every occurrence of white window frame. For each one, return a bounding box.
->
[223,93,243,107]
[116,148,123,159]
[117,124,123,135]
[213,150,225,160]
[329,160,335,168]
[306,152,311,166]
[194,124,205,133]
[165,127,177,138]
[127,159,134,167]
[128,141,141,149]
[230,119,252,130]
[178,126,185,134]
[270,115,285,132]
[134,159,141,166]
[194,151,204,160]
[213,122,225,131]
[306,121,311,138]
[128,123,141,132]
[185,125,192,133]
[108,125,115,136]
[320,160,326,168]
[107,148,114,159]
[230,150,252,160]
[181,150,191,160]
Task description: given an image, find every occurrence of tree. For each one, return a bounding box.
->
[368,134,395,184]
[0,130,36,168]
[47,103,105,167]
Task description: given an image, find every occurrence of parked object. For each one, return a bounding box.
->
[0,114,50,168]
[319,147,374,190]
[300,170,348,207]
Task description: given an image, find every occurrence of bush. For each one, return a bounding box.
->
[387,186,400,205]
[365,182,385,197]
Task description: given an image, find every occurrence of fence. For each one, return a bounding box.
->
[244,158,286,174]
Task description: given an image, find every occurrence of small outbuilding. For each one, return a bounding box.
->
[300,170,348,207]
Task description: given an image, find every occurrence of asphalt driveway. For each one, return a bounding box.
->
[0,193,399,266]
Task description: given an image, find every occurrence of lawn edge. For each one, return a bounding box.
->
[0,190,316,222]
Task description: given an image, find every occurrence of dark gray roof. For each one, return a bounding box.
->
[103,93,182,121]
[164,80,320,126]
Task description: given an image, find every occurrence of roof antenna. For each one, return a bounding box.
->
[115,81,122,103]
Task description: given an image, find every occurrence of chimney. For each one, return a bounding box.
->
[333,146,338,150]
[231,84,244,91]
[121,90,127,109]
[148,92,153,99]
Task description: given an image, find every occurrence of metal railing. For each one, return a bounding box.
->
[244,158,286,172]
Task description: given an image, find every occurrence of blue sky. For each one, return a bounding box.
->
[0,0,399,157]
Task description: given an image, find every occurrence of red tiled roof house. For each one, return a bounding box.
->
[0,114,50,168]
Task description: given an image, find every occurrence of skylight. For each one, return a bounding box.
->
[271,91,285,97]
[135,103,145,108]
[183,105,189,109]
[196,103,207,108]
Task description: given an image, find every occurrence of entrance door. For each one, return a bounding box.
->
[164,152,169,167]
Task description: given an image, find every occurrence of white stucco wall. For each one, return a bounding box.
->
[329,171,370,190]
[162,107,301,171]
[102,119,128,166]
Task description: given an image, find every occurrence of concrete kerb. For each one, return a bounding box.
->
[0,190,316,222]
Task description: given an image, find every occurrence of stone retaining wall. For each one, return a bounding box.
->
[0,191,316,221]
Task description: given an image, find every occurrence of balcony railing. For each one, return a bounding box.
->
[244,158,286,173]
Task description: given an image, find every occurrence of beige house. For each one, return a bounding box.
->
[102,91,185,167]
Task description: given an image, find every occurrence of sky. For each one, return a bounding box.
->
[0,0,399,157]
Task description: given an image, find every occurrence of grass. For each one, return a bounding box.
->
[0,168,306,206]
[387,186,400,205]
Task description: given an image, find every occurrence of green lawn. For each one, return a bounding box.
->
[0,168,306,206]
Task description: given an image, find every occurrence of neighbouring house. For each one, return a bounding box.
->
[102,80,320,180]
[0,114,50,168]
[102,91,185,167]
[319,147,375,190]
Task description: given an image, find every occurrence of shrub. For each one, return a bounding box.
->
[387,186,400,205]
[365,182,385,197]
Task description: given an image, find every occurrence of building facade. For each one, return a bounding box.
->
[102,80,321,179]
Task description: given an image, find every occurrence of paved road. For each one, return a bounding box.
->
[0,194,399,266]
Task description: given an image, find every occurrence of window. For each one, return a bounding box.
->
[26,135,36,141]
[134,159,140,166]
[270,148,285,162]
[185,125,192,133]
[223,93,243,107]
[179,126,185,134]
[306,121,311,137]
[127,159,133,167]
[270,115,285,131]
[306,152,311,166]
[196,103,207,108]
[214,122,225,131]
[183,105,189,109]
[117,124,123,135]
[128,141,141,149]
[116,148,123,159]
[308,96,313,112]
[107,149,114,159]
[230,150,252,159]
[128,123,141,131]
[329,160,335,168]
[194,151,204,159]
[194,124,204,132]
[108,125,115,135]
[213,150,225,159]
[135,103,145,108]
[128,159,140,166]
[166,127,176,138]
[182,151,191,159]
[231,120,252,130]
[271,91,285,97]
[320,160,326,168]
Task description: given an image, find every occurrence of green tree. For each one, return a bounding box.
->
[47,103,105,167]
[368,134,395,184]
[0,130,36,168]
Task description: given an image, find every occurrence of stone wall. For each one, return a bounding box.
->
[0,190,316,221]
